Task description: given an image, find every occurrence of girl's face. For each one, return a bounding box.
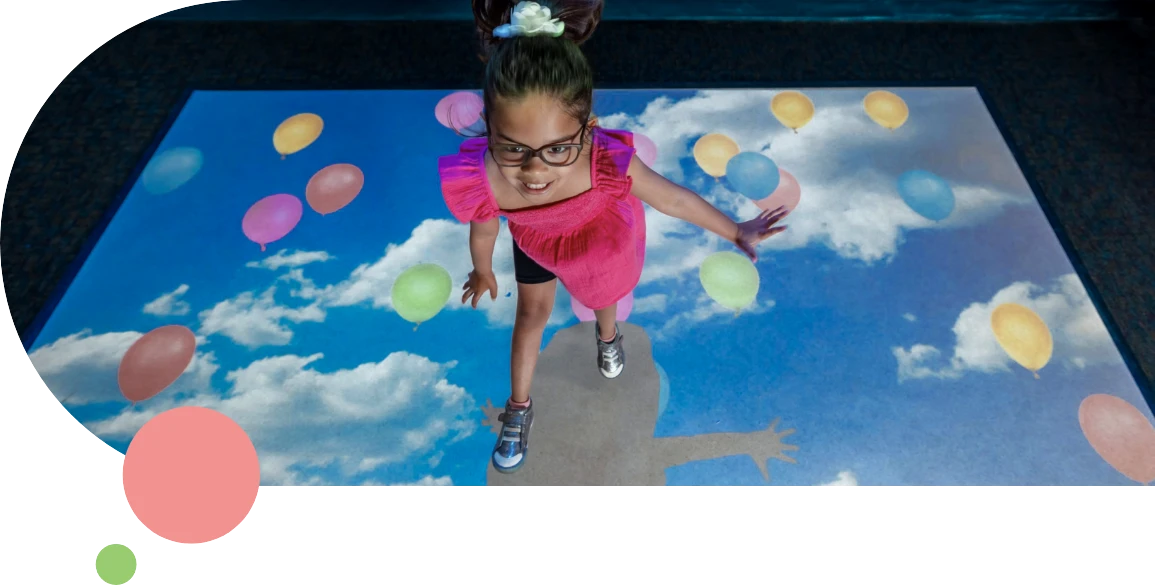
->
[487,93,588,201]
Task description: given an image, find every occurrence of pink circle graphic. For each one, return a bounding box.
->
[572,290,634,322]
[123,406,260,544]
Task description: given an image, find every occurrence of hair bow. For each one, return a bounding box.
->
[493,1,565,38]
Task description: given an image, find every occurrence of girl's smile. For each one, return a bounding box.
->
[518,179,554,196]
[487,94,589,204]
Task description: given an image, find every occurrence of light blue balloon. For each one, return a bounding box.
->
[897,170,955,221]
[655,362,669,419]
[725,151,780,200]
[141,147,203,194]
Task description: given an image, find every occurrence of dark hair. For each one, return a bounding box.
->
[468,0,603,134]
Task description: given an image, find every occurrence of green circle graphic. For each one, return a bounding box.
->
[96,544,137,584]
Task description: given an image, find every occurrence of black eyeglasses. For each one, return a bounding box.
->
[488,125,587,167]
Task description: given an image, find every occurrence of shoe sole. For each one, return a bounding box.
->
[600,366,624,379]
[492,419,533,474]
[493,458,525,474]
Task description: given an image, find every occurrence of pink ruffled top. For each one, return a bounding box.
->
[438,127,646,310]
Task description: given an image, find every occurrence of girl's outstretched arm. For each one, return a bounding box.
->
[629,155,738,239]
[628,155,788,261]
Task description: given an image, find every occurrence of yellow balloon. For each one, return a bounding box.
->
[863,91,909,130]
[770,91,815,133]
[692,133,740,178]
[990,303,1053,378]
[273,113,324,157]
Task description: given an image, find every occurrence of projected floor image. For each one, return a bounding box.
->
[25,88,1155,486]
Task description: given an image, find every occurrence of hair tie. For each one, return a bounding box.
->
[493,1,565,38]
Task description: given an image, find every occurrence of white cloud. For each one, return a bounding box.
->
[894,273,1122,381]
[820,470,859,486]
[633,294,668,314]
[903,313,918,322]
[87,350,476,486]
[197,286,325,348]
[143,284,191,316]
[314,219,571,327]
[193,220,578,351]
[652,292,775,341]
[600,88,1035,265]
[246,249,333,270]
[363,475,454,486]
[894,344,962,383]
[27,329,218,405]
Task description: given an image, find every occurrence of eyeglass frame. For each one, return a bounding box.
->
[487,124,589,167]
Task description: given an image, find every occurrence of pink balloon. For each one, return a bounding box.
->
[756,168,802,212]
[435,92,484,131]
[572,290,634,322]
[242,194,303,252]
[633,133,658,167]
[1079,394,1155,485]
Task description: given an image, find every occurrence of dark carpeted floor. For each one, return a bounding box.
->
[3,19,1153,390]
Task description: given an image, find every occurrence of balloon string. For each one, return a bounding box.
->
[413,323,420,332]
[1034,372,1040,380]
[281,155,286,160]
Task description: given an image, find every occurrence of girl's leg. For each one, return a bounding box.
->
[510,279,557,404]
[593,302,625,379]
[493,279,556,473]
[593,302,618,342]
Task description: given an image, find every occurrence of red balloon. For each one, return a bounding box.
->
[117,325,197,403]
[1078,394,1155,484]
[306,163,364,215]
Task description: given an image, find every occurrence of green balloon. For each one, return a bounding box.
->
[391,263,453,325]
[699,251,760,311]
[95,544,136,585]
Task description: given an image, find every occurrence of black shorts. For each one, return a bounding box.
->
[512,237,557,285]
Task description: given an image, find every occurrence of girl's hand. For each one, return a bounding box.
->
[462,269,499,308]
[734,206,789,262]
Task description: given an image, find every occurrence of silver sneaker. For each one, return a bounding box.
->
[492,400,534,473]
[596,324,625,378]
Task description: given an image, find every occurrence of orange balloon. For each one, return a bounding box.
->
[118,325,197,403]
[306,163,365,215]
[1078,394,1155,484]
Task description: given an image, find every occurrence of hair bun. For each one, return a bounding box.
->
[472,0,604,60]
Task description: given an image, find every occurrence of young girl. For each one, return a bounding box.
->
[439,0,789,473]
